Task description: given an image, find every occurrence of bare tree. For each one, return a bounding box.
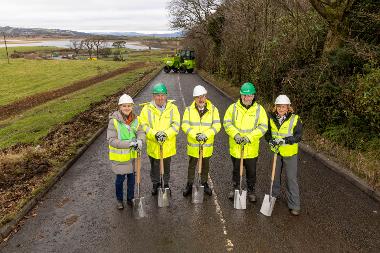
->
[92,36,106,58]
[70,40,84,56]
[83,39,95,58]
[309,0,355,53]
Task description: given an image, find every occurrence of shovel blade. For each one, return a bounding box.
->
[158,187,170,207]
[260,194,276,216]
[234,189,247,209]
[191,185,204,204]
[132,197,146,219]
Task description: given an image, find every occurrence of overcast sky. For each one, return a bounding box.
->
[0,0,174,33]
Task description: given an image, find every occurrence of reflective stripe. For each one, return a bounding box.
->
[211,127,218,134]
[272,131,290,137]
[239,128,255,133]
[145,126,152,133]
[188,143,213,147]
[171,126,179,133]
[170,109,173,125]
[224,119,232,123]
[288,115,296,135]
[232,103,237,125]
[182,120,190,124]
[172,121,180,127]
[213,120,220,123]
[148,109,153,127]
[254,106,260,129]
[109,148,131,155]
[200,122,212,126]
[257,126,267,135]
[186,128,192,135]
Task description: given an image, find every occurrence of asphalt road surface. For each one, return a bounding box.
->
[2,71,379,253]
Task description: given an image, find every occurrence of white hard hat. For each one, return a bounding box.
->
[275,95,291,105]
[193,85,207,97]
[118,94,134,105]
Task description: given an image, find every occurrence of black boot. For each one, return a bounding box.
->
[151,183,160,196]
[203,182,212,196]
[183,183,192,197]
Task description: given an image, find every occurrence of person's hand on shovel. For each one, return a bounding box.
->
[196,133,207,142]
[155,131,167,143]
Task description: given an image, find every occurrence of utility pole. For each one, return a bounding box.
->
[3,32,10,64]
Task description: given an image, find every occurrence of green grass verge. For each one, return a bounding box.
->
[0,58,131,106]
[0,65,154,149]
[0,46,60,58]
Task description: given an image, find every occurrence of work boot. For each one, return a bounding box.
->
[183,183,192,197]
[116,200,124,210]
[203,182,212,196]
[228,191,235,200]
[127,199,133,207]
[151,183,160,196]
[290,209,300,216]
[247,193,257,203]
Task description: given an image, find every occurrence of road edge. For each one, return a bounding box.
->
[0,67,163,241]
[198,73,380,203]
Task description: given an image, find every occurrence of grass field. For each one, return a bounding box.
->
[0,65,156,149]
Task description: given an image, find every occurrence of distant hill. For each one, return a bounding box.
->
[91,31,183,38]
[0,26,89,37]
[0,26,183,38]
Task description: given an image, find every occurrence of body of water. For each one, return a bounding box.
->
[0,40,155,50]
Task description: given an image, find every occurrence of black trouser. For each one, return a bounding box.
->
[187,156,210,184]
[231,156,257,193]
[149,155,171,186]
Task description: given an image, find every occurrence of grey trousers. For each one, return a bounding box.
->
[149,156,171,186]
[272,154,300,210]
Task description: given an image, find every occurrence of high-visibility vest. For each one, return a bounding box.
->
[109,118,138,162]
[270,114,299,157]
[223,101,268,158]
[182,100,221,158]
[139,100,180,159]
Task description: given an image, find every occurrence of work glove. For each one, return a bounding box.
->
[241,136,250,145]
[284,136,295,144]
[155,131,167,142]
[136,139,143,150]
[234,134,243,144]
[196,133,208,142]
[129,141,138,149]
[269,138,284,148]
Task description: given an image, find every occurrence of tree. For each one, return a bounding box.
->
[92,36,106,58]
[70,40,84,56]
[309,0,355,53]
[83,39,94,58]
[112,41,126,49]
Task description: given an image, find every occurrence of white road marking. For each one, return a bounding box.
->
[177,74,234,252]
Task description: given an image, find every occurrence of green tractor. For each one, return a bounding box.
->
[163,49,195,74]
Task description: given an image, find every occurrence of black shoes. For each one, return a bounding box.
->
[203,182,212,196]
[151,183,160,196]
[183,183,192,197]
[127,199,133,207]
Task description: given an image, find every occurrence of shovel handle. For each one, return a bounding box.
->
[136,151,141,184]
[159,143,164,177]
[269,153,277,197]
[198,144,203,174]
[239,145,244,177]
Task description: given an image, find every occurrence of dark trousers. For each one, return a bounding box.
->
[187,156,210,184]
[115,174,135,201]
[231,156,257,192]
[149,155,171,186]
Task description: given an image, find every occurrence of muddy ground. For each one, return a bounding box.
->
[0,64,161,226]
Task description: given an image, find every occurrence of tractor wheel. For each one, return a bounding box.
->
[187,68,194,73]
[163,66,171,73]
[173,68,178,73]
[179,66,187,73]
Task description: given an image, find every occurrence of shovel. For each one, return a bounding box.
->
[158,142,170,207]
[192,142,204,204]
[260,153,278,216]
[234,144,247,210]
[133,150,146,219]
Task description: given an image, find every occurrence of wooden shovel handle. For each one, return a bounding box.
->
[159,143,164,176]
[136,151,141,184]
[198,144,203,174]
[270,153,277,181]
[239,145,244,177]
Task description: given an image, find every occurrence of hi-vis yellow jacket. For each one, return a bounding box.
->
[269,114,300,157]
[139,100,180,159]
[181,100,221,158]
[223,100,268,158]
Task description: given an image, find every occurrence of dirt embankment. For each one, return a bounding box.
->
[0,61,146,121]
[0,64,161,227]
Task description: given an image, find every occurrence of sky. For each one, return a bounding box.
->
[0,0,174,33]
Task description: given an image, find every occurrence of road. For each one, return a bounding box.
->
[1,71,379,253]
